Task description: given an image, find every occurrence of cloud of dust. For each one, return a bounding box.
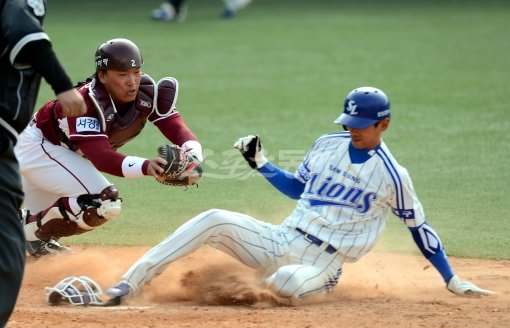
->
[142,248,441,306]
[25,246,150,293]
[25,245,443,308]
[145,249,292,307]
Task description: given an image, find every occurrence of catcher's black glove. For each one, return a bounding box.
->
[156,144,203,186]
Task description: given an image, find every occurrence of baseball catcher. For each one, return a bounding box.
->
[15,38,204,258]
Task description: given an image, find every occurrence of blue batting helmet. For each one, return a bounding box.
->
[334,87,390,129]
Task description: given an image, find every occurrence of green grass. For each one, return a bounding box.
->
[36,0,510,259]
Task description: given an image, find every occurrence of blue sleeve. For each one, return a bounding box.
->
[409,222,455,284]
[257,162,305,199]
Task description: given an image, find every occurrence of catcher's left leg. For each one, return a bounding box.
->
[23,185,122,241]
[22,186,122,258]
[16,129,121,257]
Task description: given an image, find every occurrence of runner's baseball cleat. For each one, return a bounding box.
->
[107,281,131,298]
[103,281,132,306]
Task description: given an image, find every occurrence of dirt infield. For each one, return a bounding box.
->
[8,246,510,328]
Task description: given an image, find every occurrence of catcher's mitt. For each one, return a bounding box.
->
[156,144,203,186]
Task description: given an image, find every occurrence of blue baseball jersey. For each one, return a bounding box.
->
[283,132,426,262]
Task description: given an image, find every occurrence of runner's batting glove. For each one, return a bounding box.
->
[234,135,268,169]
[446,275,495,297]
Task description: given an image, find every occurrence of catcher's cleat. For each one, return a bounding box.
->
[107,281,132,299]
[26,239,73,258]
[45,239,73,254]
[26,239,47,258]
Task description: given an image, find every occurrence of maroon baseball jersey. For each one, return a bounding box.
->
[33,74,197,176]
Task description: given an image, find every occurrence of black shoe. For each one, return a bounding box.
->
[26,239,73,258]
[26,239,47,258]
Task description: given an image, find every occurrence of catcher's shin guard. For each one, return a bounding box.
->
[23,186,122,241]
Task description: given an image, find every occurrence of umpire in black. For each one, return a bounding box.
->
[0,0,86,325]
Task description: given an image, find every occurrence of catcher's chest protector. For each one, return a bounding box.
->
[88,74,156,150]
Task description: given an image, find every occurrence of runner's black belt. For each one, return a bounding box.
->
[296,228,337,254]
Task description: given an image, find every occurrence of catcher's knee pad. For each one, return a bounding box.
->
[23,186,122,241]
[79,185,122,227]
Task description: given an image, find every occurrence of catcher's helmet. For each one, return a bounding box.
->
[95,38,143,71]
[45,276,104,306]
[334,87,390,129]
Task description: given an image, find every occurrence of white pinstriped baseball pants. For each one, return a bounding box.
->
[121,209,344,298]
